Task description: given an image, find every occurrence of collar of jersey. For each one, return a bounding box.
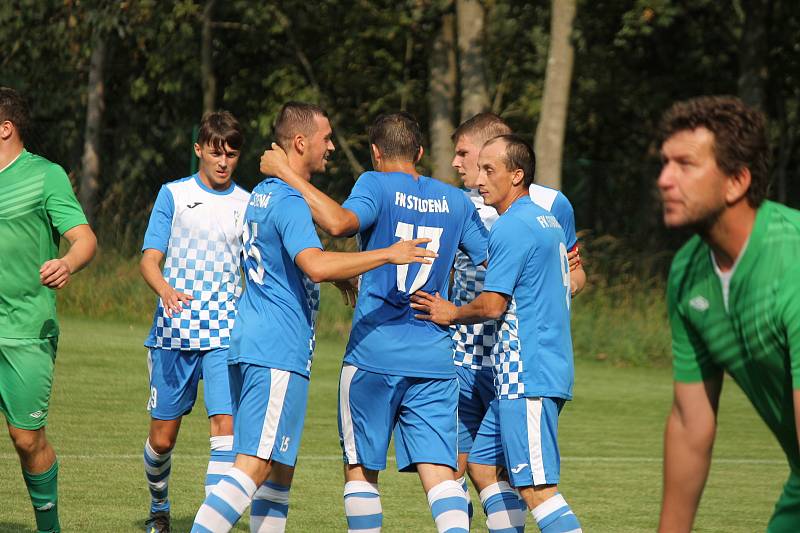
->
[718,200,772,295]
[0,149,26,174]
[193,172,237,195]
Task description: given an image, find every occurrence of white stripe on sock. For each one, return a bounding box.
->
[210,435,234,451]
[531,493,568,523]
[195,504,235,531]
[343,481,381,516]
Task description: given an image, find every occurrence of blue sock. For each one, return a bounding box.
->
[427,480,469,533]
[480,481,526,533]
[456,476,474,527]
[143,439,171,513]
[251,481,290,532]
[531,493,581,533]
[206,436,235,496]
[192,467,257,533]
[343,481,382,532]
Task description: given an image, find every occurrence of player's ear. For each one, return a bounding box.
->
[414,146,424,164]
[511,168,525,187]
[293,134,305,155]
[193,143,202,158]
[370,144,381,169]
[725,166,751,205]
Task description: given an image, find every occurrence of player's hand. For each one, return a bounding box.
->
[568,248,581,272]
[260,142,291,178]
[332,277,359,307]
[387,237,437,265]
[40,258,72,289]
[159,285,194,318]
[410,290,456,326]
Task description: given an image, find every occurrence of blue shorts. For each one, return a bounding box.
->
[229,363,309,465]
[456,365,495,454]
[338,364,458,472]
[497,397,565,488]
[147,347,232,420]
[467,399,503,467]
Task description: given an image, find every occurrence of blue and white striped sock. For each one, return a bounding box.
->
[479,481,526,533]
[343,480,382,532]
[250,481,290,532]
[191,467,257,533]
[531,493,581,533]
[456,476,474,527]
[427,479,469,533]
[144,439,171,513]
[206,436,235,496]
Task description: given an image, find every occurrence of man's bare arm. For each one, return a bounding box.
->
[658,375,723,532]
[140,248,193,317]
[40,224,97,289]
[410,290,509,326]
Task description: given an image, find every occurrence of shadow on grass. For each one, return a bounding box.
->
[132,515,198,532]
[0,523,36,533]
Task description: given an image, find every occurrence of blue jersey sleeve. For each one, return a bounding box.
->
[483,219,528,296]
[342,172,382,233]
[459,197,489,266]
[275,195,323,261]
[142,185,175,253]
[552,193,578,250]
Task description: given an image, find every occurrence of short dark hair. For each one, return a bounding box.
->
[660,95,769,207]
[452,112,511,146]
[197,110,244,151]
[486,134,536,187]
[0,87,30,142]
[368,112,423,162]
[274,102,328,152]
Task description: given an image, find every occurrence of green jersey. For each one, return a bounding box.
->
[0,150,88,339]
[668,201,800,471]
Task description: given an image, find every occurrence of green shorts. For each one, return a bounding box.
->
[0,336,57,430]
[768,470,800,532]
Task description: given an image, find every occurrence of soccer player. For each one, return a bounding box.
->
[0,87,97,533]
[450,113,585,531]
[412,135,583,533]
[190,102,436,533]
[139,111,250,533]
[259,112,488,532]
[657,96,800,532]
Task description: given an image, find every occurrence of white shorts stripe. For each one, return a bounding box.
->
[256,369,290,459]
[526,397,546,485]
[339,365,358,463]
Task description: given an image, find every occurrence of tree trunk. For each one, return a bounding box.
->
[456,0,489,121]
[737,0,770,110]
[428,12,457,184]
[79,30,106,225]
[534,0,576,190]
[201,0,217,114]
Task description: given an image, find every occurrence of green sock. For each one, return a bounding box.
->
[23,459,60,533]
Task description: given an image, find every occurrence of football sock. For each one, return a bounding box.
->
[144,439,172,513]
[479,481,526,533]
[250,480,290,532]
[343,480,382,532]
[191,467,257,533]
[531,493,582,533]
[23,459,60,533]
[456,476,474,526]
[427,479,469,533]
[206,435,235,496]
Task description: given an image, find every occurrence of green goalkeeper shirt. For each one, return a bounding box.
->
[0,150,88,339]
[668,200,800,472]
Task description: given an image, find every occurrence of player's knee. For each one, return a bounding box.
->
[148,433,177,454]
[9,427,47,459]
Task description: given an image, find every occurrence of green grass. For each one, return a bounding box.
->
[0,318,786,532]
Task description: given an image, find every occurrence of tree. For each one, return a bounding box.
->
[534,0,576,190]
[428,11,457,184]
[456,0,489,121]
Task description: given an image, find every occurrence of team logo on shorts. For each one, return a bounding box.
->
[511,463,529,474]
[29,410,44,419]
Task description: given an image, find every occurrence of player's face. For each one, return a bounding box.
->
[476,140,513,209]
[306,115,335,174]
[658,127,729,229]
[452,134,482,189]
[195,141,240,190]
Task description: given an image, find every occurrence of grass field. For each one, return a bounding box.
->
[0,317,787,532]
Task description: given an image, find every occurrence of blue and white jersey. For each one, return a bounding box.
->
[529,183,578,251]
[342,171,488,379]
[484,195,574,400]
[229,178,322,377]
[451,189,499,370]
[143,174,249,350]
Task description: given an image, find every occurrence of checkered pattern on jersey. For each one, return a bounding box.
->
[493,297,523,399]
[303,275,320,373]
[154,226,243,350]
[451,249,496,369]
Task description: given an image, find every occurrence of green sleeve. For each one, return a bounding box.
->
[780,264,800,389]
[43,164,88,235]
[667,254,720,383]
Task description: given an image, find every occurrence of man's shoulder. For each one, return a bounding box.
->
[668,235,707,291]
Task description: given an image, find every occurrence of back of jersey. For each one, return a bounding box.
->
[342,171,487,379]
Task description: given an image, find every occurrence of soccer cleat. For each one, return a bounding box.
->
[145,510,170,533]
